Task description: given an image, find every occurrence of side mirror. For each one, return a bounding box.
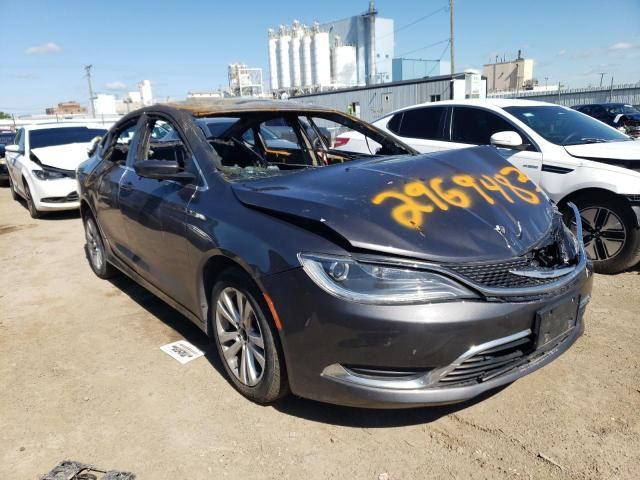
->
[87,136,102,157]
[134,159,196,183]
[490,131,528,150]
[5,144,22,154]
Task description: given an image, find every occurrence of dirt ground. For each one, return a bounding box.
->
[0,188,638,480]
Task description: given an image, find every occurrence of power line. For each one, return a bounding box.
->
[377,4,448,41]
[396,38,450,58]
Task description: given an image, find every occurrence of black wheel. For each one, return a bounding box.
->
[564,194,640,274]
[8,174,18,201]
[23,180,41,218]
[83,214,117,279]
[210,268,288,404]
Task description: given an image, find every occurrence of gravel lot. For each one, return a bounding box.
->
[0,188,639,480]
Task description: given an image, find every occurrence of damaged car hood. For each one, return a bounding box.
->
[31,143,93,170]
[231,147,555,262]
[564,140,640,161]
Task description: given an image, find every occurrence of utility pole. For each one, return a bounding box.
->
[557,81,562,103]
[493,55,498,92]
[449,0,455,76]
[609,75,614,101]
[85,65,95,118]
[599,72,606,87]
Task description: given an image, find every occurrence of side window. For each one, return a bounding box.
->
[16,129,25,151]
[397,107,446,141]
[592,106,606,119]
[386,113,403,134]
[143,118,191,170]
[103,121,139,163]
[452,107,516,145]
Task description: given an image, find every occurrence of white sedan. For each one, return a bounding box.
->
[337,99,640,274]
[5,123,108,218]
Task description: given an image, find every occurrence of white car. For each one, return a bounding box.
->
[5,123,108,218]
[337,99,640,273]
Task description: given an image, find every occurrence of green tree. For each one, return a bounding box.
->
[0,112,11,120]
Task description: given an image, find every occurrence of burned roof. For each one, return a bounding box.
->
[163,98,343,117]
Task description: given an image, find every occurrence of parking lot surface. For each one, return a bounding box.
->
[0,190,639,480]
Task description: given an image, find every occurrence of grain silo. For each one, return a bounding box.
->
[301,28,313,87]
[289,21,303,88]
[277,25,291,89]
[267,29,279,90]
[311,23,331,87]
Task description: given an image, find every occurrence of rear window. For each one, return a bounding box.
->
[30,127,107,149]
[0,132,15,145]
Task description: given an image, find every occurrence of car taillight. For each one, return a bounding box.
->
[333,136,350,148]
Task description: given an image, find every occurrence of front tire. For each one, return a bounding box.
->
[564,194,640,274]
[83,214,117,279]
[210,268,288,404]
[8,174,18,201]
[23,180,41,219]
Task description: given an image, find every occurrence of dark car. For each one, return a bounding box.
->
[573,103,640,138]
[0,130,16,181]
[77,100,592,408]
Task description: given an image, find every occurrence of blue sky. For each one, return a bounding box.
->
[1,0,639,115]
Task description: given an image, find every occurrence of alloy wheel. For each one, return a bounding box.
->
[574,206,626,261]
[215,287,266,387]
[85,219,104,270]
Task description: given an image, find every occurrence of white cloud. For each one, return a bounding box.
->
[557,49,566,56]
[26,42,61,55]
[104,81,127,91]
[610,42,633,50]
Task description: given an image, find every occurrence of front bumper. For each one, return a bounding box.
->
[30,176,79,211]
[263,263,592,408]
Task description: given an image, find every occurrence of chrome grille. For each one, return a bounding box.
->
[444,259,562,289]
[436,334,534,387]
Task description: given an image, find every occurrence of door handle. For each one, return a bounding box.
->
[121,181,133,191]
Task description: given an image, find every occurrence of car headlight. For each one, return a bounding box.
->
[32,168,66,180]
[298,253,478,304]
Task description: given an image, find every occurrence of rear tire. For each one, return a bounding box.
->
[83,214,117,279]
[23,180,41,219]
[210,268,288,404]
[563,194,640,274]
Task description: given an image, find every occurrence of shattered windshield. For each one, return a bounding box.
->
[196,112,414,182]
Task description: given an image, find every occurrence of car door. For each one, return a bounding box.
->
[6,128,26,195]
[93,118,142,260]
[118,114,200,309]
[450,106,542,184]
[380,106,450,153]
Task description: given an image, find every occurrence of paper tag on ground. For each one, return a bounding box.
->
[160,340,204,364]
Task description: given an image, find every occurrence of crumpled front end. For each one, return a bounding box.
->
[264,205,592,408]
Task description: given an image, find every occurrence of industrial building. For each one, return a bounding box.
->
[228,64,264,97]
[483,51,534,92]
[392,58,447,82]
[45,101,87,115]
[267,1,394,94]
[91,80,154,116]
[292,71,486,122]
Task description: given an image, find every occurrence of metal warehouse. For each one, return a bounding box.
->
[291,71,487,122]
